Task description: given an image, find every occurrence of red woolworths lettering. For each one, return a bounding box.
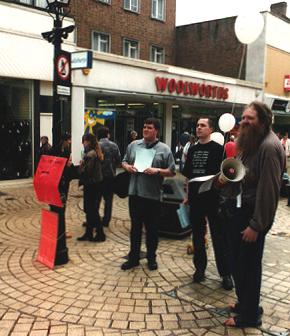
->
[155,77,168,92]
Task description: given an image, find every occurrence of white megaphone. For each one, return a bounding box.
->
[219,158,246,184]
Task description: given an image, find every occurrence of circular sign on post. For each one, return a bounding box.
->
[56,54,70,81]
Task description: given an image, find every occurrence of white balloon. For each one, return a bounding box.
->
[234,13,264,44]
[218,113,236,133]
[211,132,225,146]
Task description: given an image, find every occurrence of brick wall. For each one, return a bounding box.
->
[176,17,246,79]
[70,0,176,65]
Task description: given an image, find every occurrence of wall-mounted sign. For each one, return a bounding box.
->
[155,76,229,100]
[71,51,93,70]
[284,75,290,92]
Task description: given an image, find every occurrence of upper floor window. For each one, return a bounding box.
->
[124,0,140,13]
[151,0,165,21]
[150,45,164,64]
[92,32,110,53]
[99,0,111,4]
[123,38,139,59]
[13,0,47,8]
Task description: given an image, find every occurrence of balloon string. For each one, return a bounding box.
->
[231,43,247,115]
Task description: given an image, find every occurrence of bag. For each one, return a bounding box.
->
[113,171,130,198]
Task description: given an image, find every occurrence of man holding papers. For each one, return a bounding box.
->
[182,118,233,290]
[121,118,175,271]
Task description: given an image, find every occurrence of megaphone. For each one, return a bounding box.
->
[219,158,246,184]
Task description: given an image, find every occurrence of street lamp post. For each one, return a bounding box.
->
[42,0,74,146]
[42,0,74,266]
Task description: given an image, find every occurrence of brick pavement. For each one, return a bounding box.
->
[0,181,289,336]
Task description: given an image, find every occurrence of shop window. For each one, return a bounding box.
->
[123,0,140,13]
[151,0,165,21]
[0,78,32,180]
[92,32,110,53]
[150,45,164,64]
[123,38,139,59]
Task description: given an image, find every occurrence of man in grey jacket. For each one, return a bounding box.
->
[222,101,285,328]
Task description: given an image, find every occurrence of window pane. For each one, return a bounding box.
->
[93,33,109,52]
[35,0,47,7]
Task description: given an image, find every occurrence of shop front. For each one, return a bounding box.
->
[71,52,262,164]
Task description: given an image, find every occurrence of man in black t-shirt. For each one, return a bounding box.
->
[182,118,233,290]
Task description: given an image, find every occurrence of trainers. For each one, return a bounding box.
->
[222,275,234,290]
[193,270,205,283]
[121,260,139,271]
[148,261,158,271]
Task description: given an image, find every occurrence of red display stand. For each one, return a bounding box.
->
[34,155,68,268]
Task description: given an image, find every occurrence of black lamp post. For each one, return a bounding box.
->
[42,0,75,147]
[42,0,75,266]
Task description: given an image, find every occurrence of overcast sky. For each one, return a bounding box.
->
[175,0,290,26]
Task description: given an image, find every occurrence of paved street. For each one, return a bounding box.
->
[0,180,289,336]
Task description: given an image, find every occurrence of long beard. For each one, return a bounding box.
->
[236,124,267,157]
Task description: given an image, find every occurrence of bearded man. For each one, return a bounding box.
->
[222,101,285,328]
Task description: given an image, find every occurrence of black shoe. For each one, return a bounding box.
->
[222,275,234,291]
[148,261,158,271]
[82,222,87,227]
[102,222,109,227]
[77,234,94,241]
[193,270,205,283]
[93,234,106,242]
[121,260,139,270]
[230,303,264,316]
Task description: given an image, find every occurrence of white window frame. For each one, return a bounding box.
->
[98,0,111,4]
[123,0,140,13]
[123,38,139,59]
[151,0,165,21]
[92,31,111,53]
[150,45,164,64]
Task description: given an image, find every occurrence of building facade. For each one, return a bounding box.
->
[176,2,290,133]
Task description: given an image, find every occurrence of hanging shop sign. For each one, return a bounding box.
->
[155,76,229,100]
[71,50,93,70]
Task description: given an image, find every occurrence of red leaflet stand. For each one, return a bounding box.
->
[34,155,68,268]
[36,209,58,269]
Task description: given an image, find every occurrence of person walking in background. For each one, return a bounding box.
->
[221,101,285,328]
[121,118,175,271]
[97,126,121,227]
[281,132,290,172]
[39,136,52,156]
[129,130,138,143]
[178,130,190,171]
[182,134,196,165]
[224,135,237,158]
[182,118,233,290]
[77,133,105,242]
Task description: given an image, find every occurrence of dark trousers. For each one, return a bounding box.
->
[189,191,231,277]
[227,206,266,322]
[83,183,103,237]
[96,178,114,226]
[128,196,161,262]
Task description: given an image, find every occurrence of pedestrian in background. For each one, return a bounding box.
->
[39,136,51,156]
[77,133,105,242]
[222,101,285,328]
[97,126,121,227]
[121,117,175,271]
[182,118,233,290]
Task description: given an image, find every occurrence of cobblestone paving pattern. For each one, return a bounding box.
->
[0,181,289,336]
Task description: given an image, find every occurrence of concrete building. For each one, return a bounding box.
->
[176,1,290,133]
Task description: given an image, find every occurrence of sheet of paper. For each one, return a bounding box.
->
[134,148,156,172]
[189,175,215,183]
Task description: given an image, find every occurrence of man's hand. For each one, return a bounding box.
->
[123,163,138,174]
[182,198,188,205]
[241,226,258,242]
[144,167,160,175]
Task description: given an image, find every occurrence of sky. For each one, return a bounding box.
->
[176,0,290,26]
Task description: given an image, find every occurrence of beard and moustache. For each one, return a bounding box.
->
[236,123,268,157]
